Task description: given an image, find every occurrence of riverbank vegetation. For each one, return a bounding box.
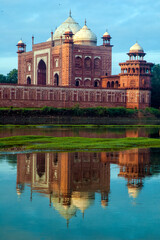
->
[0,106,160,118]
[0,124,160,129]
[151,64,160,108]
[1,135,160,152]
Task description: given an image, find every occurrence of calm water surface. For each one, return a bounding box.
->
[0,148,160,240]
[0,125,160,138]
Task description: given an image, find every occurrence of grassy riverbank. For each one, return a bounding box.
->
[0,106,160,117]
[0,107,160,125]
[1,135,160,152]
[0,124,160,129]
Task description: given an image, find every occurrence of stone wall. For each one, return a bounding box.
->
[0,84,126,108]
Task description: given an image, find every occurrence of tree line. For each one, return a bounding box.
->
[0,69,18,84]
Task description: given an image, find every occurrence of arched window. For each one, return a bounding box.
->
[54,73,59,86]
[107,82,110,88]
[94,80,99,87]
[75,80,79,87]
[53,153,58,166]
[37,60,46,85]
[115,81,119,88]
[111,81,114,88]
[36,153,45,178]
[27,76,31,85]
[75,57,82,68]
[94,58,100,69]
[85,57,91,69]
[136,68,139,74]
[132,68,135,73]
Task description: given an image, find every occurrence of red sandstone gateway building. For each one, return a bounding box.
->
[1,12,153,109]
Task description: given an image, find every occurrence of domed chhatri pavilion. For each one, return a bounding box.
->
[0,12,153,109]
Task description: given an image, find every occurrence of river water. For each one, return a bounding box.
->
[0,125,160,138]
[0,146,160,240]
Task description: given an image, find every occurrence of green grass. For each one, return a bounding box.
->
[1,135,160,152]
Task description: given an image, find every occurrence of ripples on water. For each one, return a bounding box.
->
[0,148,160,240]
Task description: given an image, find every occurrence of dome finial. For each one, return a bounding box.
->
[85,18,87,26]
[69,9,71,17]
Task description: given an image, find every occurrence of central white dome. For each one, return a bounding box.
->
[74,23,97,46]
[47,14,81,45]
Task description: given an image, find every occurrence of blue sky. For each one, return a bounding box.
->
[0,0,160,74]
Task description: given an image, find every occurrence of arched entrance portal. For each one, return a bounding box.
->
[37,60,46,85]
[54,73,59,86]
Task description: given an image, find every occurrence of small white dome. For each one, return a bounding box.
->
[18,39,24,44]
[74,24,97,46]
[72,191,94,212]
[128,187,141,199]
[47,15,81,43]
[103,31,110,36]
[130,42,144,52]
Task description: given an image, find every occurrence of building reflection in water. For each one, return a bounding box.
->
[118,149,151,199]
[16,149,151,225]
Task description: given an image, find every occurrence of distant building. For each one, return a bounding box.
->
[0,12,153,109]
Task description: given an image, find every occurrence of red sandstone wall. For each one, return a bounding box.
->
[101,75,120,88]
[18,41,112,89]
[0,85,126,108]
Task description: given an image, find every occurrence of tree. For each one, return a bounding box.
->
[0,74,7,83]
[6,69,18,83]
[151,64,160,108]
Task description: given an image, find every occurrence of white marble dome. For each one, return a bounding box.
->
[17,39,24,45]
[51,196,77,221]
[64,26,73,34]
[74,23,97,46]
[18,40,23,44]
[103,31,110,37]
[128,187,141,199]
[72,191,94,213]
[47,14,81,44]
[130,42,144,52]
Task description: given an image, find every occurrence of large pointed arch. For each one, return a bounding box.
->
[37,60,46,85]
